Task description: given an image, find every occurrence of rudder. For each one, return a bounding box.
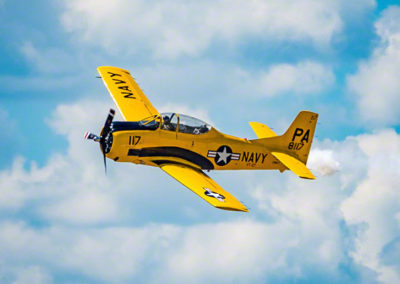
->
[249,111,318,179]
[280,111,318,164]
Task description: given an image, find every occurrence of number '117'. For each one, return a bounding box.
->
[129,136,141,145]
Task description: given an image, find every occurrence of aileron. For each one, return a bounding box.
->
[160,163,248,212]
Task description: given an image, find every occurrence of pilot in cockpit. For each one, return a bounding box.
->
[162,115,175,131]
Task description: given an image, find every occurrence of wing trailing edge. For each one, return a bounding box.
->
[159,163,248,212]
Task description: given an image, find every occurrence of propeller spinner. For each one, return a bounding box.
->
[85,108,116,173]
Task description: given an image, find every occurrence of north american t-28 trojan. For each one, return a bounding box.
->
[85,66,318,212]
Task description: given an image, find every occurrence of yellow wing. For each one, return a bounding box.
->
[97,66,159,121]
[249,121,277,138]
[271,152,315,179]
[160,163,248,212]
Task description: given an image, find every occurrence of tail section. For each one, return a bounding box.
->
[250,111,318,179]
[249,121,277,138]
[279,111,318,164]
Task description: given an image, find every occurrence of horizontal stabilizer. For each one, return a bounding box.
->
[249,122,277,138]
[271,152,315,179]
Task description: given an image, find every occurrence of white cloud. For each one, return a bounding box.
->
[158,219,330,283]
[251,131,400,283]
[308,149,340,176]
[60,0,353,59]
[41,191,118,225]
[0,221,180,282]
[236,61,334,97]
[11,266,52,284]
[20,42,76,74]
[341,129,400,284]
[2,97,400,283]
[1,41,86,92]
[133,60,334,106]
[347,6,400,126]
[0,100,120,223]
[0,218,345,283]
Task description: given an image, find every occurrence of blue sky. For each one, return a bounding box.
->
[1,0,400,283]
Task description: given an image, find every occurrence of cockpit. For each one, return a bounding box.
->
[161,113,211,134]
[110,113,212,135]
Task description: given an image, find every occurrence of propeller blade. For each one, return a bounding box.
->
[86,108,116,174]
[99,108,115,175]
[103,108,116,133]
[84,131,100,142]
[103,150,107,174]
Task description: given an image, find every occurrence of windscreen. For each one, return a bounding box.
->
[178,114,211,134]
[138,115,160,130]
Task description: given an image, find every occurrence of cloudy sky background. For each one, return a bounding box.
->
[1,0,400,283]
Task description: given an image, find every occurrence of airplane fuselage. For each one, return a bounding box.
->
[105,123,286,172]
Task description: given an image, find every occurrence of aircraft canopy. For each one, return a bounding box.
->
[161,113,211,134]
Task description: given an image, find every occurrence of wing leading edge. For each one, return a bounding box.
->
[97,66,159,121]
[249,121,277,138]
[160,163,248,212]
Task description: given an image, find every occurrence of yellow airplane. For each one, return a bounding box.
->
[85,66,318,212]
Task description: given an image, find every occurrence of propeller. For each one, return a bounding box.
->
[84,108,116,174]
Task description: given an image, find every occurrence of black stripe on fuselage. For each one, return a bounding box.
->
[127,147,214,170]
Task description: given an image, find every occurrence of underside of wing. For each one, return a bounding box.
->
[97,66,159,121]
[160,163,248,212]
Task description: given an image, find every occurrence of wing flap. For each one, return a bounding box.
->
[271,152,315,179]
[249,122,277,138]
[97,66,159,121]
[160,163,248,212]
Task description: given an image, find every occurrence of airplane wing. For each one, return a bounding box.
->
[160,163,248,212]
[97,66,159,121]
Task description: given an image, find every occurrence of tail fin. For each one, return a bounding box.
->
[250,111,318,179]
[279,111,318,164]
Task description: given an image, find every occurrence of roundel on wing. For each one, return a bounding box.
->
[203,187,225,202]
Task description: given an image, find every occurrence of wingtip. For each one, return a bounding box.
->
[216,205,249,212]
[97,66,131,74]
[300,175,316,180]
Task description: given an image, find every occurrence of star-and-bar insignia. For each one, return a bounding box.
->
[203,187,225,202]
[207,145,240,166]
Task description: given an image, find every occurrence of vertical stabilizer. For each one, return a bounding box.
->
[280,111,318,164]
[250,111,318,179]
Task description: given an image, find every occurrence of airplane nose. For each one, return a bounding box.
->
[84,108,115,173]
[102,130,113,154]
